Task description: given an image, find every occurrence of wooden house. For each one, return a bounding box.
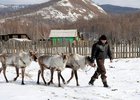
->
[0,33,30,41]
[49,29,79,45]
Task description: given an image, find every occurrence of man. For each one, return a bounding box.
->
[89,35,112,87]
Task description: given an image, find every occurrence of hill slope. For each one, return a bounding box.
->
[0,0,107,23]
[100,4,140,14]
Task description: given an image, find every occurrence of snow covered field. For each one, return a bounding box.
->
[0,58,140,100]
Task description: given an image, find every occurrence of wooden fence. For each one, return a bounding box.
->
[112,40,140,58]
[0,40,140,58]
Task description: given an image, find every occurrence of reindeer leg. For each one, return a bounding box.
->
[3,66,9,82]
[58,71,61,87]
[37,69,41,84]
[0,67,3,73]
[67,70,74,84]
[74,70,79,86]
[48,68,54,85]
[41,68,47,85]
[60,73,66,84]
[21,67,25,85]
[13,66,19,81]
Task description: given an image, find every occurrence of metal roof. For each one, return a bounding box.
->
[49,29,77,37]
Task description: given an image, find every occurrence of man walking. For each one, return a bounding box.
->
[89,35,112,87]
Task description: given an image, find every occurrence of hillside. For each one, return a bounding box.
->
[100,4,140,14]
[0,0,106,23]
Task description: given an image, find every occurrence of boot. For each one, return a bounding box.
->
[88,78,95,85]
[103,81,109,87]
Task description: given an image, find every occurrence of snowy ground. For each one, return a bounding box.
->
[0,58,140,100]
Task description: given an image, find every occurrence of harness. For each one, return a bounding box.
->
[19,57,26,67]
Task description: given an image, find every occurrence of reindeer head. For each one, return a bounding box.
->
[85,56,96,67]
[61,53,68,63]
[29,50,38,62]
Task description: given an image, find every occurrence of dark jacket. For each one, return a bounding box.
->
[91,41,112,63]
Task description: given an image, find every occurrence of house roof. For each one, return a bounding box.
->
[8,38,31,42]
[0,33,31,40]
[49,29,77,37]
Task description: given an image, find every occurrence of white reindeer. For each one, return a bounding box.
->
[0,51,37,85]
[66,53,95,86]
[37,54,68,87]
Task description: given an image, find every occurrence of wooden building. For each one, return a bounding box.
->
[49,29,79,45]
[0,34,30,41]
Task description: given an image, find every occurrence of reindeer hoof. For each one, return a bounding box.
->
[44,82,47,85]
[6,80,9,83]
[63,82,66,84]
[47,81,53,85]
[47,82,51,85]
[37,82,40,84]
[13,78,17,81]
[77,84,80,86]
[67,81,70,84]
[21,83,25,85]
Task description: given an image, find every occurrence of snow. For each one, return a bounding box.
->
[90,1,107,14]
[8,38,31,42]
[57,0,73,8]
[1,58,140,100]
[0,0,107,23]
[0,4,7,8]
[23,0,106,22]
[82,0,91,4]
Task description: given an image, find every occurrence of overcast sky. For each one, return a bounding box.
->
[0,0,48,4]
[0,0,140,8]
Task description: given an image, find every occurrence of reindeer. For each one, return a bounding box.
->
[65,53,95,86]
[37,54,68,87]
[37,53,94,87]
[0,51,37,85]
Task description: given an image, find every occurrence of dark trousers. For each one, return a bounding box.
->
[91,59,107,82]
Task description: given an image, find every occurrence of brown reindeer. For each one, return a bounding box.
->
[37,54,68,87]
[0,51,37,85]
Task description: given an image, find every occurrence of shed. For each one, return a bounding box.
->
[0,33,30,41]
[49,29,78,44]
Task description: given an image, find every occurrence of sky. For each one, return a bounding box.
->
[0,0,49,5]
[0,58,140,100]
[0,0,140,8]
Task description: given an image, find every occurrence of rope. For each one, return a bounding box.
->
[19,57,26,66]
[84,66,93,73]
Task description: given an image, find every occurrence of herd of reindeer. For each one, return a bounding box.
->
[0,50,94,87]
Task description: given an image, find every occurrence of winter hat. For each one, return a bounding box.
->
[99,35,107,40]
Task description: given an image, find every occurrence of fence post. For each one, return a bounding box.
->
[68,41,72,53]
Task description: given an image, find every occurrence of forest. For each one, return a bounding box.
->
[0,12,140,42]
